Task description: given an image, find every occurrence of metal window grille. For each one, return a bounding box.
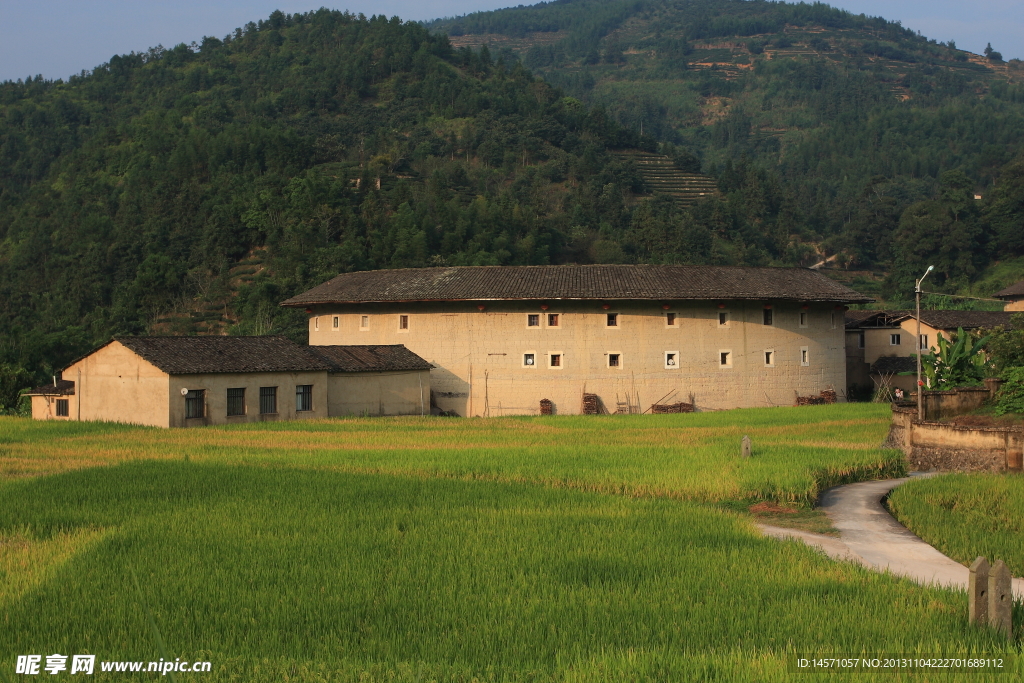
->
[227,388,245,416]
[609,354,620,367]
[56,399,69,417]
[259,387,277,414]
[185,390,205,419]
[296,385,313,411]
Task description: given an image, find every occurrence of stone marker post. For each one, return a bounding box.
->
[988,560,1012,638]
[741,435,752,458]
[969,557,989,627]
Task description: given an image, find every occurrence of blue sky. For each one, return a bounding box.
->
[1,1,1021,83]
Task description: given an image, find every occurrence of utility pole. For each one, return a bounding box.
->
[916,265,934,420]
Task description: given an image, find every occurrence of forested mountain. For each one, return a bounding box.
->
[1,2,1024,404]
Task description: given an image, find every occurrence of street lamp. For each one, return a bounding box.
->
[916,265,934,420]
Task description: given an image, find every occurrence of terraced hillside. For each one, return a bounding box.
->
[613,150,718,205]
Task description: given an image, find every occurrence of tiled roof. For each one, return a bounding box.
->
[281,265,873,306]
[114,336,334,374]
[310,345,432,373]
[846,310,912,329]
[871,356,917,375]
[844,310,883,329]
[994,280,1024,298]
[24,379,76,396]
[891,311,1016,331]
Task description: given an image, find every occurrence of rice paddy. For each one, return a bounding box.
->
[888,472,1024,576]
[1,404,1020,681]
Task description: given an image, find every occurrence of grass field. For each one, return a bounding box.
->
[0,404,901,506]
[1,405,1020,681]
[888,472,1024,576]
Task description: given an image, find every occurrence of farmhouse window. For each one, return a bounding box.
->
[185,390,205,419]
[718,311,728,326]
[528,314,540,327]
[399,315,409,330]
[547,313,559,327]
[332,316,339,329]
[523,353,536,366]
[227,388,246,416]
[56,399,69,417]
[919,334,929,350]
[296,385,313,412]
[801,347,809,366]
[764,350,774,367]
[666,312,677,326]
[890,333,901,346]
[259,387,278,414]
[607,313,618,327]
[550,354,561,367]
[360,315,369,329]
[608,353,620,367]
[763,308,773,326]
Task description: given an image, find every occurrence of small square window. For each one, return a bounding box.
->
[763,308,773,326]
[764,350,774,367]
[547,313,559,327]
[550,354,561,367]
[666,312,677,326]
[607,313,618,327]
[360,315,369,329]
[56,399,69,417]
[608,353,620,368]
[296,384,313,412]
[799,312,808,327]
[719,351,732,368]
[718,311,729,326]
[890,333,901,346]
[665,352,678,368]
[332,316,339,329]
[523,353,536,367]
[227,388,245,417]
[399,315,409,330]
[528,314,540,327]
[800,347,809,366]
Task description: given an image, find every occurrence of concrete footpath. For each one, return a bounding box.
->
[759,474,1024,598]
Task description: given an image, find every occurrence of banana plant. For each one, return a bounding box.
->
[910,327,992,389]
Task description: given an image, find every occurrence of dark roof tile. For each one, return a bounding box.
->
[24,379,75,396]
[995,280,1024,298]
[281,265,872,306]
[114,336,333,374]
[310,345,432,372]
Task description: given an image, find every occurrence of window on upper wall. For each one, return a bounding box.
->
[549,353,562,367]
[399,315,409,330]
[56,399,69,417]
[185,390,205,419]
[296,385,313,412]
[718,311,729,326]
[858,331,865,349]
[527,314,540,327]
[719,350,732,368]
[800,347,809,366]
[259,387,277,414]
[227,388,245,417]
[607,313,618,327]
[547,313,559,327]
[523,353,536,367]
[360,315,369,330]
[666,312,677,327]
[314,316,319,331]
[332,316,339,329]
[608,353,621,368]
[665,352,678,368]
[764,350,775,367]
[799,312,808,327]
[890,333,901,346]
[763,308,773,326]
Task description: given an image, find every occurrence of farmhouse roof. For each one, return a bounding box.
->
[889,310,1016,331]
[281,265,873,306]
[994,280,1024,299]
[113,336,334,374]
[310,345,433,373]
[871,356,916,375]
[24,379,76,396]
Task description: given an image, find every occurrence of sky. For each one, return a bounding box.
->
[0,0,1021,84]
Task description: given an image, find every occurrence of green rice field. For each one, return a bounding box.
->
[888,472,1024,576]
[1,405,1020,681]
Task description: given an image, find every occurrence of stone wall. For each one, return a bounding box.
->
[887,399,1023,473]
